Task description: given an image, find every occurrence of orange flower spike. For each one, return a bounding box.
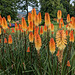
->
[7,15,11,22]
[21,17,27,31]
[0,28,1,35]
[27,47,30,52]
[0,39,1,43]
[66,24,68,28]
[57,19,59,23]
[34,27,39,37]
[19,24,21,30]
[2,17,8,29]
[19,24,22,28]
[4,38,7,43]
[66,30,68,36]
[29,21,33,32]
[72,17,75,30]
[51,24,54,31]
[67,61,71,67]
[38,12,42,24]
[21,29,24,33]
[34,15,39,26]
[40,26,43,35]
[59,23,61,29]
[15,23,18,28]
[60,18,63,24]
[11,28,15,33]
[9,23,11,26]
[0,15,2,25]
[56,50,59,56]
[35,34,42,52]
[28,12,33,24]
[71,17,74,21]
[8,35,12,44]
[32,8,36,21]
[44,25,47,32]
[69,30,73,36]
[45,13,50,26]
[53,18,57,21]
[29,32,33,43]
[52,32,54,35]
[69,31,74,42]
[57,10,62,19]
[8,27,9,29]
[62,22,64,27]
[4,30,6,33]
[48,22,51,30]
[56,30,67,50]
[67,14,70,23]
[49,38,55,54]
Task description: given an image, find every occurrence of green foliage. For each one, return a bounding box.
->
[0,0,17,19]
[39,0,74,18]
[0,24,75,75]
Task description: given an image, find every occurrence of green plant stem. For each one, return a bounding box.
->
[24,31,26,58]
[47,27,50,72]
[52,54,53,75]
[30,42,33,64]
[37,51,42,75]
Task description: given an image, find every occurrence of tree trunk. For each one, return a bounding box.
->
[26,0,28,19]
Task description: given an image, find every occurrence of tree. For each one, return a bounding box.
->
[39,0,67,18]
[17,0,38,18]
[0,0,17,20]
[73,1,75,16]
[60,0,71,13]
[60,0,75,17]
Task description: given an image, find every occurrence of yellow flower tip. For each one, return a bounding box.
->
[45,13,50,26]
[49,38,55,54]
[57,10,62,19]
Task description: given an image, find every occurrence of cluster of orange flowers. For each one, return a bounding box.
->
[0,9,75,59]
